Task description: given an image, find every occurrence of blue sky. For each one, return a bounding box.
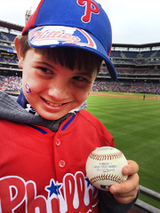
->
[0,0,160,44]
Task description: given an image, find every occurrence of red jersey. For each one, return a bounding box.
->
[0,110,114,212]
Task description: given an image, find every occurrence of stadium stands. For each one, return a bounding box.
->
[0,75,22,91]
[92,81,160,94]
[0,20,160,94]
[0,31,17,42]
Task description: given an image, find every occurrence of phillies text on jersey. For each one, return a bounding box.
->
[0,173,98,212]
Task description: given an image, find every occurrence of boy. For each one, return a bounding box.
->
[0,0,139,212]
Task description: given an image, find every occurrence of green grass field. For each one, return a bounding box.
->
[86,92,160,209]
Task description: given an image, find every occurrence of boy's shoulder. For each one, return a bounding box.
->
[77,109,114,143]
[79,109,103,125]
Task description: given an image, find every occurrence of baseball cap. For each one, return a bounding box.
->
[22,0,117,81]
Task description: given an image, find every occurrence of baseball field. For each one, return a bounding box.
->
[86,91,160,209]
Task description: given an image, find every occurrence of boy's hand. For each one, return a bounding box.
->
[109,160,139,204]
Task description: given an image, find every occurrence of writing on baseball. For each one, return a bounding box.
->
[86,146,128,191]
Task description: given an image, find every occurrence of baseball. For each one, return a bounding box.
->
[86,146,128,191]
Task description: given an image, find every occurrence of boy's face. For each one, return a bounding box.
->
[19,49,97,120]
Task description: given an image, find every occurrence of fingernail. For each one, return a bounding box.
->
[112,186,117,193]
[124,166,129,175]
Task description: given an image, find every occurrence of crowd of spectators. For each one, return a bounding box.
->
[0,74,160,95]
[0,75,22,92]
[1,31,160,95]
[0,57,18,64]
[92,81,160,94]
[99,69,160,75]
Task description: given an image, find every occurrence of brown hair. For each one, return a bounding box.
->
[18,35,102,72]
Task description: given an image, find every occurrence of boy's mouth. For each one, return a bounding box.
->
[42,98,64,107]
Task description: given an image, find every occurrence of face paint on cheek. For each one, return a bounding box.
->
[25,83,32,94]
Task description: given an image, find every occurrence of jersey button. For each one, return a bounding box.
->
[59,160,66,168]
[56,138,61,146]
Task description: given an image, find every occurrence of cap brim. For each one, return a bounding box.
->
[28,26,117,81]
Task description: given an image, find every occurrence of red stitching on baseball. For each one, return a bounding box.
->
[90,151,123,161]
[90,174,124,184]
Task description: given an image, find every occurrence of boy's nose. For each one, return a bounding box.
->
[47,81,70,101]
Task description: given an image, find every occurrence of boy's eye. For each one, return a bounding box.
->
[73,76,87,82]
[38,67,53,74]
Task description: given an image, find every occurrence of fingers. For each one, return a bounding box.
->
[122,160,139,176]
[111,185,139,204]
[109,160,140,204]
[110,173,139,204]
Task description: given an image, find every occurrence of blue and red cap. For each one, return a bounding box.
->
[22,0,117,81]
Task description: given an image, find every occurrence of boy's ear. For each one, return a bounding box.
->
[14,36,24,69]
